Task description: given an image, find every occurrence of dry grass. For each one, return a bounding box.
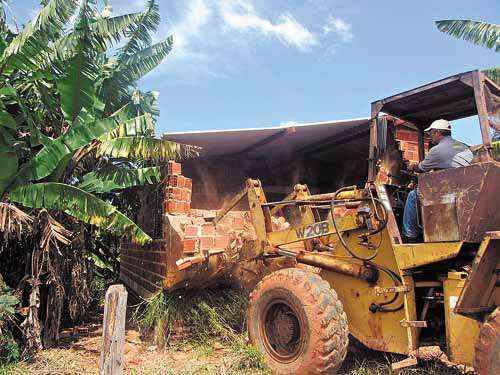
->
[0,286,468,375]
[132,286,249,347]
[339,346,465,375]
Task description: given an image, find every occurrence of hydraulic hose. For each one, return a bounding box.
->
[329,187,388,261]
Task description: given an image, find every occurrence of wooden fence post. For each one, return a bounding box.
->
[99,284,128,375]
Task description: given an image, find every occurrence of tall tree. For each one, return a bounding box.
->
[435,20,499,84]
[0,0,196,350]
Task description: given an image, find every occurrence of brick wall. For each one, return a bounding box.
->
[395,127,430,164]
[120,161,259,299]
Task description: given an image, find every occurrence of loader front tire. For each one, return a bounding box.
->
[474,308,500,375]
[247,268,348,374]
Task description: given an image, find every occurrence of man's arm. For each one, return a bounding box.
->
[416,147,443,172]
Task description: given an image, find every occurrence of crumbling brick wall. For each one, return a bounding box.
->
[396,127,430,164]
[120,161,287,299]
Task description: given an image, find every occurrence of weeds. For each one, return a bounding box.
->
[229,337,270,373]
[0,333,19,366]
[133,286,269,373]
[133,286,247,347]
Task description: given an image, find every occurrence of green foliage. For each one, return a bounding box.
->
[0,294,18,318]
[98,136,197,161]
[115,36,174,83]
[230,340,269,372]
[0,286,18,320]
[0,281,19,366]
[56,54,99,124]
[484,66,500,85]
[0,0,187,245]
[9,183,151,245]
[134,287,270,373]
[79,166,161,193]
[24,117,118,181]
[435,20,500,51]
[118,0,160,61]
[134,287,248,347]
[493,140,500,161]
[0,331,20,366]
[0,0,79,71]
[100,113,154,140]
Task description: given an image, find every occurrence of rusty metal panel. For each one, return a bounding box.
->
[393,242,463,270]
[419,162,500,243]
[421,201,460,242]
[455,234,500,319]
[443,272,481,367]
[376,72,478,125]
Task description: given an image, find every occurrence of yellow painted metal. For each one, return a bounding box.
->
[244,180,485,360]
[305,188,365,201]
[443,272,481,367]
[456,235,500,317]
[267,216,358,248]
[393,242,463,270]
[246,179,268,247]
[320,227,410,354]
[401,274,419,352]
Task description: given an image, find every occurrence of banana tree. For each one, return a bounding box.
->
[435,20,499,84]
[435,19,500,158]
[0,0,196,349]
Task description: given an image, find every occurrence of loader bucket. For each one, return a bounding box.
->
[455,232,500,320]
[419,162,500,243]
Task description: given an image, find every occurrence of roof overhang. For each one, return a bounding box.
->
[163,118,371,162]
[371,70,494,126]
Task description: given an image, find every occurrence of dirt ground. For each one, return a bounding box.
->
[0,310,467,375]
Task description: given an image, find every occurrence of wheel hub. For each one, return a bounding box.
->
[262,300,304,362]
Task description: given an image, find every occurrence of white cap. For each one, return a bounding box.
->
[424,119,451,132]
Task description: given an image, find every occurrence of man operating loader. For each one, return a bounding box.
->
[402,119,473,242]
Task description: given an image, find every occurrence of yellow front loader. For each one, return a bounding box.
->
[214,71,500,374]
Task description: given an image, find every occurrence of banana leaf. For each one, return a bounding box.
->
[9,182,151,244]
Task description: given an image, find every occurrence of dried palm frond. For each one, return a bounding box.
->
[0,202,33,239]
[38,210,72,253]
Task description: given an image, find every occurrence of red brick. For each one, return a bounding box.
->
[178,176,191,189]
[182,201,190,213]
[184,225,199,237]
[166,174,179,188]
[232,216,245,229]
[176,175,185,188]
[182,238,198,252]
[215,235,230,249]
[396,130,418,142]
[185,178,192,189]
[404,151,418,162]
[201,224,215,235]
[165,187,182,200]
[167,161,182,175]
[181,188,191,202]
[200,236,215,249]
[165,200,184,214]
[402,142,418,152]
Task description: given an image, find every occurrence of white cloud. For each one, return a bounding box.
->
[219,0,318,51]
[323,16,353,42]
[172,0,212,58]
[139,1,353,83]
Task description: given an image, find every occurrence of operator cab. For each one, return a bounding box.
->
[369,70,500,245]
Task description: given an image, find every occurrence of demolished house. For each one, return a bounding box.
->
[120,117,421,299]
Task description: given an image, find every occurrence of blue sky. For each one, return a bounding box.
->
[9,0,500,144]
